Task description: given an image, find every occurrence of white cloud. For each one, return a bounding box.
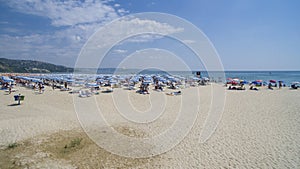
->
[5,0,119,27]
[89,18,184,49]
[76,17,185,68]
[117,8,129,15]
[118,18,184,34]
[0,34,79,66]
[1,1,185,68]
[0,0,124,66]
[124,34,164,43]
[182,39,196,44]
[113,49,127,54]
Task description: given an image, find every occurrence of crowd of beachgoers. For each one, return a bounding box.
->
[0,73,207,97]
[1,73,299,99]
[225,78,300,90]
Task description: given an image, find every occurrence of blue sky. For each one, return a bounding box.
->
[0,0,300,70]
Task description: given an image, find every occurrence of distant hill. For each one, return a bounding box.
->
[0,58,73,73]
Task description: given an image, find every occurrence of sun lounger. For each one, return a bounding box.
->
[128,86,136,90]
[102,88,113,93]
[69,89,80,94]
[79,90,88,98]
[166,91,181,96]
[60,88,71,91]
[85,90,93,97]
[5,89,18,93]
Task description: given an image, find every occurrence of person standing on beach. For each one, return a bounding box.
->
[268,83,273,90]
[279,81,282,89]
[52,81,55,90]
[64,82,68,89]
[38,83,42,93]
[8,85,12,94]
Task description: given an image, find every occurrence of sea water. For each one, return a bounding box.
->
[56,70,300,85]
[114,70,300,84]
[223,71,300,85]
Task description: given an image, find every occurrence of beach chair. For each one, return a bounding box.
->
[69,89,80,94]
[79,90,87,98]
[85,90,93,97]
[14,94,25,105]
[166,91,181,96]
[102,88,113,93]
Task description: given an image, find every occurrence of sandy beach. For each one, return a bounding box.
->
[2,0,300,168]
[0,84,300,168]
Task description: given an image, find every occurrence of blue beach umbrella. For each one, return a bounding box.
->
[240,80,249,84]
[1,76,14,83]
[85,83,98,88]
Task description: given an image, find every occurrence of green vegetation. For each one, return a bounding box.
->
[67,138,82,148]
[7,143,18,149]
[63,138,83,153]
[0,58,73,73]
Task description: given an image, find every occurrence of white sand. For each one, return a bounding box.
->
[0,84,300,168]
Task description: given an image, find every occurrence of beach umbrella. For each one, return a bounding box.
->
[269,80,276,83]
[75,81,85,85]
[240,80,248,84]
[30,78,43,83]
[226,78,233,84]
[226,77,239,84]
[66,79,75,83]
[202,77,210,81]
[131,78,139,83]
[251,81,262,86]
[291,82,299,87]
[227,80,238,85]
[22,77,31,81]
[85,83,98,88]
[1,76,14,83]
[232,81,239,85]
[142,81,152,85]
[97,79,104,83]
[291,82,300,89]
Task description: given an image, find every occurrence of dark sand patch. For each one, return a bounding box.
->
[0,128,161,169]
